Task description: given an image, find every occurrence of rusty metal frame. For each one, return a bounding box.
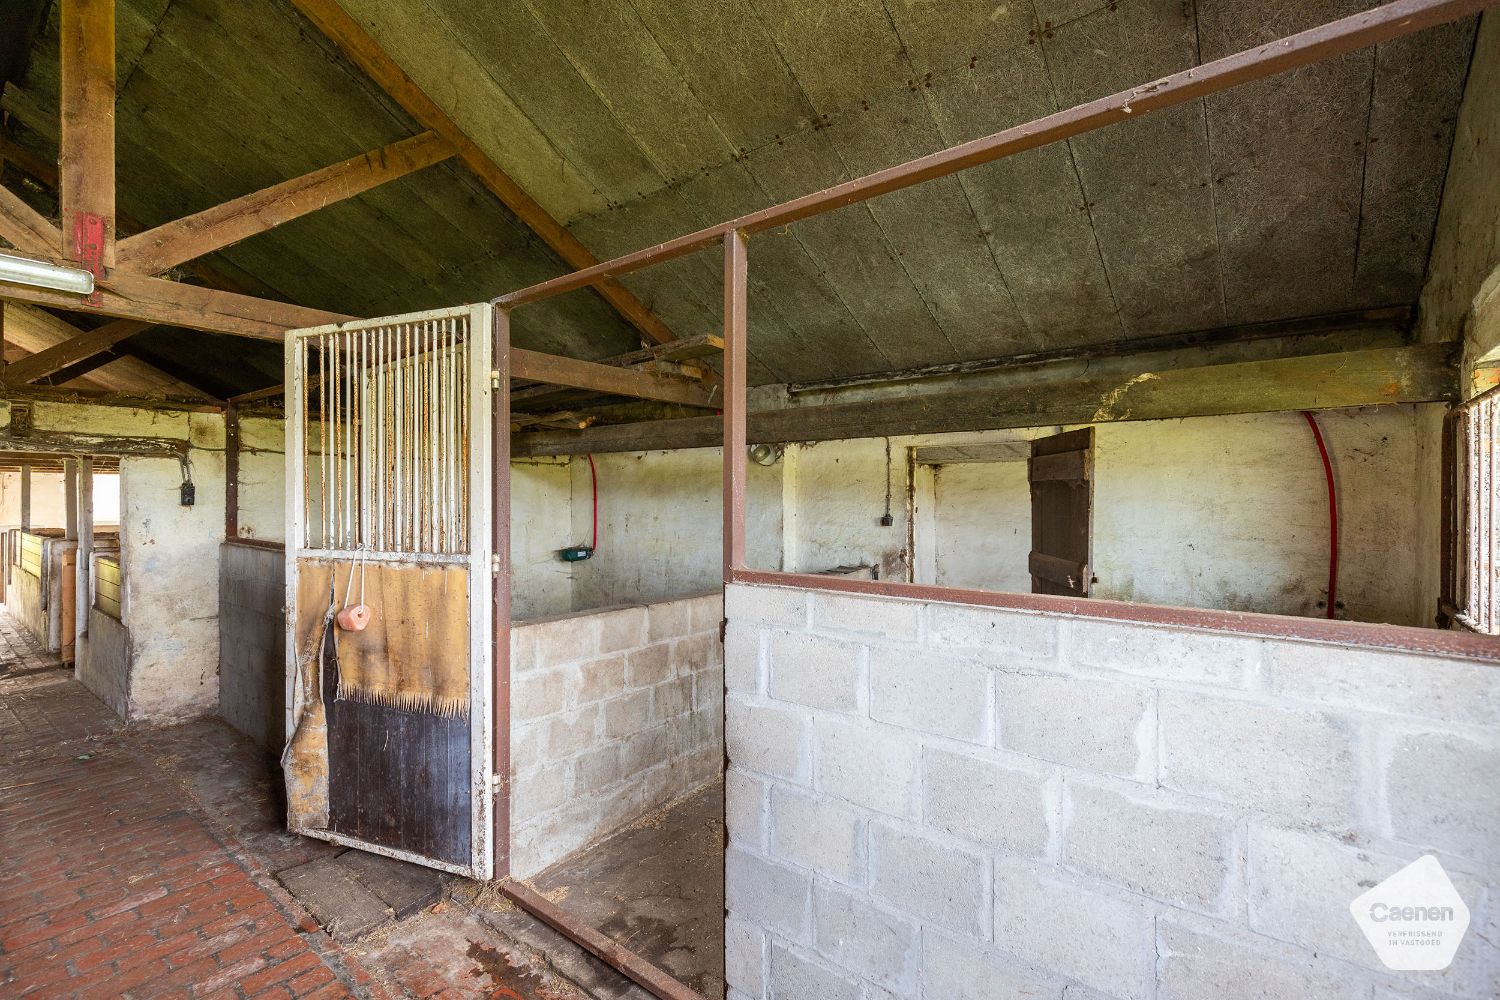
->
[490,0,1500,664]
[487,308,704,1000]
[1440,382,1500,635]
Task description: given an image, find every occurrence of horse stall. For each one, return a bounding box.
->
[5,529,76,663]
[283,304,729,995]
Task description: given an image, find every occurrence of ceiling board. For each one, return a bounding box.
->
[1041,0,1226,337]
[5,0,1475,395]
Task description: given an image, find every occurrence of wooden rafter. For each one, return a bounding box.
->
[58,0,115,268]
[0,250,352,339]
[287,0,678,347]
[116,130,456,275]
[0,182,62,257]
[512,347,720,408]
[514,343,1460,456]
[2,318,152,385]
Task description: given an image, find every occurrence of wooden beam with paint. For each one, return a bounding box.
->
[58,0,116,268]
[286,0,679,347]
[511,347,721,408]
[2,318,153,385]
[0,182,63,258]
[115,131,456,275]
[0,250,353,339]
[514,343,1459,456]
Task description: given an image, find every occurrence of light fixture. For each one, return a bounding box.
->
[749,443,783,467]
[0,251,96,296]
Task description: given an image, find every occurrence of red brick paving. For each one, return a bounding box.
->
[0,708,370,999]
[0,642,584,1000]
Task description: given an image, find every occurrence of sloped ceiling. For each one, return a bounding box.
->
[1,0,1480,393]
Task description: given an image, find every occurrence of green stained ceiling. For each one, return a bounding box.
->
[1,0,1480,395]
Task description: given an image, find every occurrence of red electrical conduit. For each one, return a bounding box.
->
[1301,411,1338,619]
[587,453,599,552]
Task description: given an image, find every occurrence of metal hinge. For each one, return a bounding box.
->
[490,553,502,575]
[490,370,500,389]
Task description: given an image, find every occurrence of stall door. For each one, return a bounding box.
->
[1029,428,1094,597]
[284,305,493,878]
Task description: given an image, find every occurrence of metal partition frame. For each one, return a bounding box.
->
[493,0,1500,665]
[284,303,495,879]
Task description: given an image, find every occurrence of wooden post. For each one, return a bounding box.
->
[722,230,748,581]
[59,0,116,271]
[224,401,239,540]
[64,458,78,539]
[20,464,31,532]
[76,456,92,645]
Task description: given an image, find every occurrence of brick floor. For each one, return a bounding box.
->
[0,678,373,999]
[0,629,620,1000]
[0,612,63,680]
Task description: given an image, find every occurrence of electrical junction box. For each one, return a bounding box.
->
[557,545,594,562]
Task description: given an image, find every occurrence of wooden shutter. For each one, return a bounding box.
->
[1029,428,1093,597]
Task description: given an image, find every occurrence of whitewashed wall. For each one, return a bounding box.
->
[236,403,1437,627]
[567,448,782,613]
[235,416,286,543]
[782,405,1437,628]
[512,460,574,619]
[0,402,225,722]
[0,470,69,528]
[722,582,1500,1000]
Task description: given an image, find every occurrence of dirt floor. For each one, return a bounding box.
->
[0,625,725,1000]
[532,784,725,999]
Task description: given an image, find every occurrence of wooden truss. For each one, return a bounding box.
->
[0,0,684,398]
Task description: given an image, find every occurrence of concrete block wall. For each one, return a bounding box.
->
[217,542,287,752]
[723,582,1500,1000]
[509,591,724,878]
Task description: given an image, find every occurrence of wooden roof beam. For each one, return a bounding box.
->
[2,318,153,385]
[512,347,720,408]
[115,130,456,275]
[58,0,115,269]
[0,182,62,257]
[287,0,679,347]
[513,342,1459,456]
[0,248,353,339]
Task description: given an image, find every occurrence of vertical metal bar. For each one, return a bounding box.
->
[225,401,240,541]
[394,323,405,551]
[361,326,371,549]
[76,455,92,646]
[723,229,749,581]
[377,322,387,551]
[301,340,310,549]
[492,306,512,876]
[428,319,439,551]
[1488,399,1496,631]
[319,333,329,550]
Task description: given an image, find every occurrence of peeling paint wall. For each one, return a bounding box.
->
[0,401,226,721]
[0,472,69,528]
[120,446,225,722]
[235,416,287,543]
[779,406,1436,628]
[511,460,573,619]
[564,448,782,613]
